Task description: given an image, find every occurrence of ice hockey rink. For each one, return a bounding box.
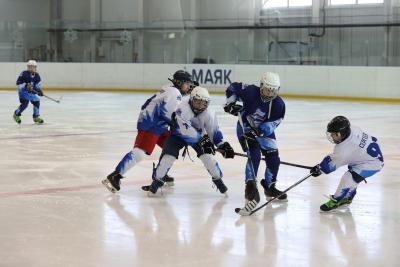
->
[0,91,399,267]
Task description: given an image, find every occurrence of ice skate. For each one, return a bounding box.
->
[13,112,21,124]
[33,116,44,124]
[141,179,164,196]
[102,171,123,193]
[212,178,228,194]
[320,196,352,212]
[261,179,287,201]
[236,179,260,216]
[164,174,174,186]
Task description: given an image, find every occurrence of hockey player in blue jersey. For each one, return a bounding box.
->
[141,86,235,195]
[13,60,44,124]
[224,72,286,215]
[310,116,384,212]
[102,70,194,193]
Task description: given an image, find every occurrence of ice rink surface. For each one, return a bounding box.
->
[0,91,399,267]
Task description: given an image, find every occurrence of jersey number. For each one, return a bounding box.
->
[367,136,383,162]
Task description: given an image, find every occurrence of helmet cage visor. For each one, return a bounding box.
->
[27,64,37,73]
[190,97,209,114]
[326,131,342,144]
[260,84,279,102]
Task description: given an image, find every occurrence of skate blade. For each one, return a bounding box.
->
[102,179,117,193]
[146,191,159,197]
[319,205,351,213]
[238,209,251,216]
[164,181,174,187]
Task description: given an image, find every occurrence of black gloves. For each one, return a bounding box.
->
[190,81,199,90]
[310,165,322,177]
[25,83,43,96]
[224,103,242,116]
[239,129,259,150]
[218,142,235,158]
[198,135,215,155]
[26,83,33,93]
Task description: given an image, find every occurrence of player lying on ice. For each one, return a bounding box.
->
[102,70,194,193]
[141,86,235,195]
[224,72,287,215]
[310,116,384,212]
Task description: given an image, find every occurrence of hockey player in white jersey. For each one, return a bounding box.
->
[102,70,193,193]
[141,86,235,195]
[310,116,384,211]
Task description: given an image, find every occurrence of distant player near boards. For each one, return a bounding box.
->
[13,60,45,124]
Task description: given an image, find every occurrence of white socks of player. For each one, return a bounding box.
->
[116,147,146,175]
[199,154,223,179]
[333,171,358,199]
[154,154,176,180]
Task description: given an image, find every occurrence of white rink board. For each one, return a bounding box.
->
[1,63,400,99]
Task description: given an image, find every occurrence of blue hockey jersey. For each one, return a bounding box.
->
[16,71,42,101]
[226,82,285,137]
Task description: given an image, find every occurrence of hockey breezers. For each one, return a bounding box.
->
[235,173,313,216]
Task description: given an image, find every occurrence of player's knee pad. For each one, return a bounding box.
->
[199,154,223,179]
[132,147,146,163]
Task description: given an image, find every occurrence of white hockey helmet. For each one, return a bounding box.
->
[190,86,210,114]
[27,59,37,72]
[260,72,280,102]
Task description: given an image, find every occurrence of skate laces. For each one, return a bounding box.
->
[182,146,194,162]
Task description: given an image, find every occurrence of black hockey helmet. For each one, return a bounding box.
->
[326,116,351,144]
[173,70,192,82]
[169,70,193,95]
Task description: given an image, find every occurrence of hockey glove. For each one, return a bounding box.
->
[217,142,235,158]
[310,164,322,177]
[26,83,34,93]
[190,81,199,91]
[198,135,216,155]
[37,90,44,97]
[239,129,259,150]
[223,103,242,116]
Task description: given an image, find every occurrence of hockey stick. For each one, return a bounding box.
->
[247,173,313,215]
[230,151,312,170]
[234,114,261,215]
[43,94,61,103]
[237,114,257,179]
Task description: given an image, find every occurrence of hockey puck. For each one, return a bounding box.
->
[234,208,241,213]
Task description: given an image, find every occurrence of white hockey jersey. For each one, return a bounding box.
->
[137,85,182,135]
[172,99,224,146]
[320,126,384,178]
